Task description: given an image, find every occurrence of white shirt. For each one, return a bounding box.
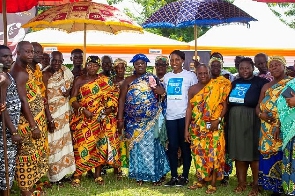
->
[163,70,198,120]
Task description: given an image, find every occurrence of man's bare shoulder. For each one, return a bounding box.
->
[10,64,27,76]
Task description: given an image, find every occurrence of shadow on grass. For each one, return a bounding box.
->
[11,168,270,196]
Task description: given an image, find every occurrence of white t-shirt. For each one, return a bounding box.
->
[163,70,198,120]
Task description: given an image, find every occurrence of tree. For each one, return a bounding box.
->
[107,0,210,42]
[268,3,295,29]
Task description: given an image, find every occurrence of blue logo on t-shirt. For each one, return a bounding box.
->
[167,78,183,100]
[229,84,251,103]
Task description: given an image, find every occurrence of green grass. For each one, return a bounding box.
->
[11,166,271,196]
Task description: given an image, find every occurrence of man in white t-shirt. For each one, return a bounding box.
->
[163,50,198,187]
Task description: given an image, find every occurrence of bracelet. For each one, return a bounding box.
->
[117,119,124,122]
[0,103,6,112]
[69,97,77,106]
[12,132,18,136]
[47,119,54,124]
[78,107,86,114]
[30,125,38,131]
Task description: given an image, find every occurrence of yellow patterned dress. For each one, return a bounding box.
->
[15,68,49,191]
[258,77,291,193]
[70,76,119,175]
[47,66,76,182]
[96,74,120,167]
[189,76,231,181]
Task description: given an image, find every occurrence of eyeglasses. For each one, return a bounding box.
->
[134,62,146,66]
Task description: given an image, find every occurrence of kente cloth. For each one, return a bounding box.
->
[15,68,49,191]
[34,64,46,98]
[124,73,170,182]
[277,78,295,150]
[70,77,115,175]
[47,66,75,182]
[113,78,129,168]
[259,78,291,154]
[258,152,283,193]
[189,77,231,181]
[282,138,295,195]
[0,73,21,190]
[95,74,121,168]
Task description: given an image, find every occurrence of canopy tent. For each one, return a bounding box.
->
[189,0,295,57]
[23,29,190,64]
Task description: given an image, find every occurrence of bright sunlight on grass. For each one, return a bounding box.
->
[10,164,271,196]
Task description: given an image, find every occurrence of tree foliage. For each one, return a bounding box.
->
[268,3,295,29]
[107,0,210,42]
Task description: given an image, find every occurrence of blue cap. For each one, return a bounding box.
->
[130,54,150,63]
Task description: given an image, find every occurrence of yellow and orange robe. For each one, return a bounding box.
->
[189,76,231,181]
[15,68,49,191]
[34,64,46,98]
[47,66,76,182]
[258,77,291,193]
[70,76,119,175]
[96,74,121,168]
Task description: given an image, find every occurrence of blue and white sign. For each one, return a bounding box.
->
[167,78,183,100]
[229,84,251,103]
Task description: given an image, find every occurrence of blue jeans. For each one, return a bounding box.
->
[166,118,191,179]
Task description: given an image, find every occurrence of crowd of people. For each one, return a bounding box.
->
[0,40,295,196]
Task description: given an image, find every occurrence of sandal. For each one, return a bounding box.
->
[206,185,217,194]
[32,190,44,196]
[160,175,166,183]
[94,177,104,185]
[43,181,53,189]
[248,185,260,196]
[116,172,124,180]
[234,183,247,193]
[137,180,143,186]
[71,178,81,187]
[53,181,64,187]
[153,181,162,186]
[188,181,205,190]
[220,176,229,187]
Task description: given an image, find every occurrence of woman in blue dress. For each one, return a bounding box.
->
[117,54,170,185]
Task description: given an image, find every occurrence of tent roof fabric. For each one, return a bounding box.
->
[24,30,188,46]
[189,0,295,49]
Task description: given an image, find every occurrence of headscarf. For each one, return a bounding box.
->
[155,56,169,65]
[86,55,101,65]
[208,57,224,68]
[130,53,150,64]
[268,56,287,67]
[114,58,127,67]
[287,66,295,71]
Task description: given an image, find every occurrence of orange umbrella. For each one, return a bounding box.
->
[22,1,143,63]
[0,0,88,45]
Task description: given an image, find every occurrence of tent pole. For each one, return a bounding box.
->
[2,0,8,45]
[83,23,86,67]
[194,25,197,60]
